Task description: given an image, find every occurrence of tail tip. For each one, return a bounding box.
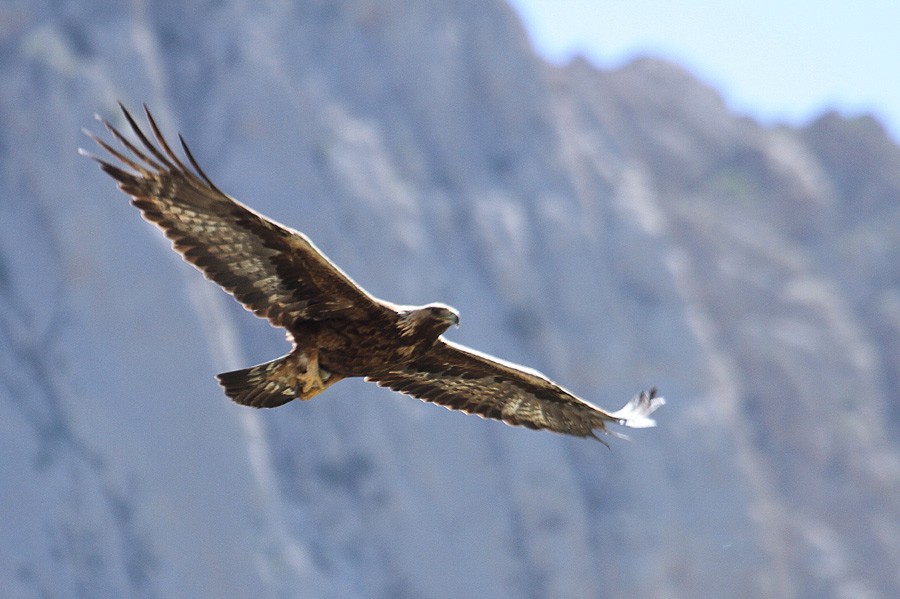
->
[216,363,296,409]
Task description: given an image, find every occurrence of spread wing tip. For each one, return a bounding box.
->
[77,146,97,160]
[609,387,665,429]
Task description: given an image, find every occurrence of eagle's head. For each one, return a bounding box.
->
[399,303,460,338]
[422,303,460,327]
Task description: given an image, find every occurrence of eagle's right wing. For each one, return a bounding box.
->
[82,104,388,329]
[368,339,664,440]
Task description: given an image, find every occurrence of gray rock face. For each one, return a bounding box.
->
[1,1,897,597]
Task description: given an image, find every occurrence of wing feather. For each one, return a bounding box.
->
[83,104,387,329]
[368,339,664,439]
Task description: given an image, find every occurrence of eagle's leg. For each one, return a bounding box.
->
[297,349,343,400]
[297,349,323,398]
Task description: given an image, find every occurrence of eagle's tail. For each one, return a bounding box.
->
[217,351,343,408]
[217,355,299,408]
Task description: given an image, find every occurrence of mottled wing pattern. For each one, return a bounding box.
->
[368,339,663,439]
[82,104,386,329]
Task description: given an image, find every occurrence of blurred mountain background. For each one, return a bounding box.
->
[1,0,897,597]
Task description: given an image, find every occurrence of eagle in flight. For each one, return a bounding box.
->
[82,104,663,441]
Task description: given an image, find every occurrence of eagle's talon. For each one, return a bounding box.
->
[299,350,325,396]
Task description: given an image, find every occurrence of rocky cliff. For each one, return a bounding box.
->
[0,1,897,597]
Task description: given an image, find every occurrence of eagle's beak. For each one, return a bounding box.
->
[447,312,460,327]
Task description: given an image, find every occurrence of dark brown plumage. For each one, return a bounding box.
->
[82,103,664,441]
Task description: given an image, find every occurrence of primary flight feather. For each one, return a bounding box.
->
[82,104,663,441]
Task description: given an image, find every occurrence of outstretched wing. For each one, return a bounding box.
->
[368,339,664,440]
[82,104,387,329]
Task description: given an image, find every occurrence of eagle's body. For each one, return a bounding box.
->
[82,104,664,441]
[218,305,459,407]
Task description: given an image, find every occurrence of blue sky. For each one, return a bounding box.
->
[509,0,900,142]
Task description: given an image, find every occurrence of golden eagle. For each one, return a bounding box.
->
[82,104,663,441]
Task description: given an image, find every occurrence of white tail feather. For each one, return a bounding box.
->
[610,387,665,428]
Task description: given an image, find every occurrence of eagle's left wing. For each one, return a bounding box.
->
[368,339,664,440]
[81,104,390,330]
